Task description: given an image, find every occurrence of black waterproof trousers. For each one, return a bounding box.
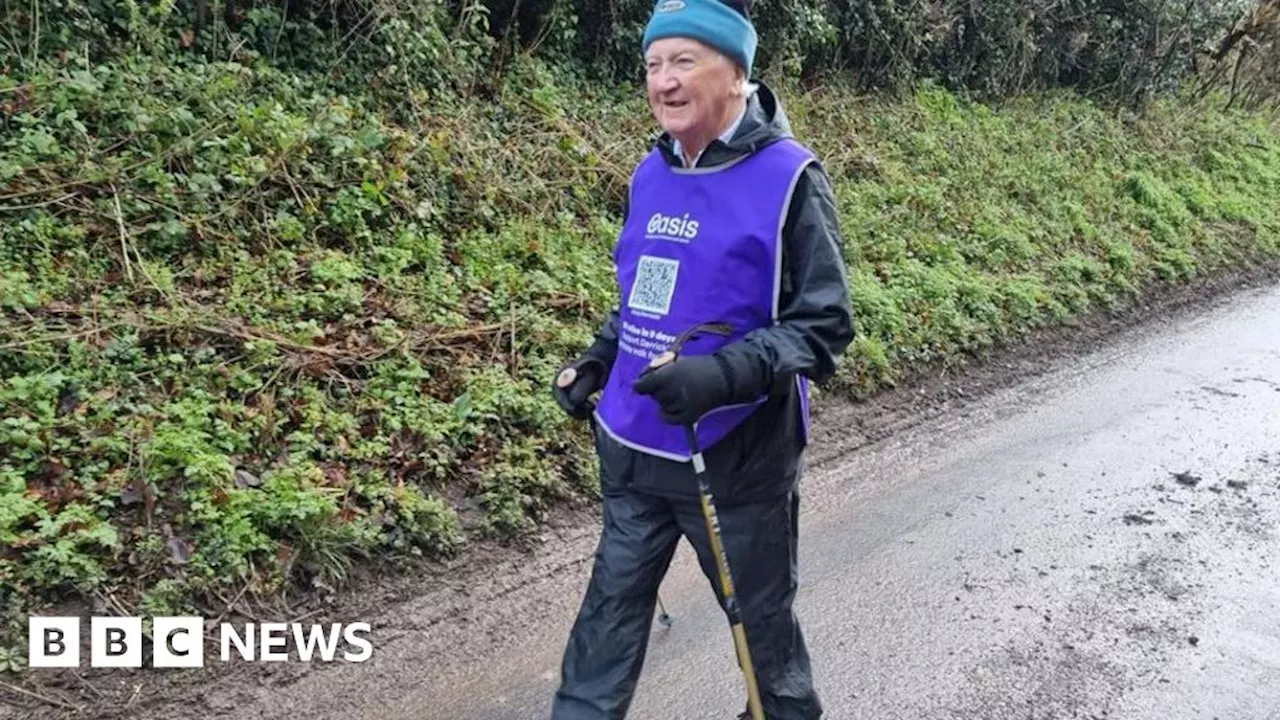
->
[549,485,822,719]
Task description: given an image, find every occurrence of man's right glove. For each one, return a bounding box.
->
[632,353,735,426]
[552,355,608,420]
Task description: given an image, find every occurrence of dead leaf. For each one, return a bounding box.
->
[93,388,119,404]
[27,465,82,513]
[57,388,81,416]
[119,481,143,507]
[276,543,295,570]
[60,521,89,536]
[167,536,193,564]
[322,464,347,487]
[41,459,68,482]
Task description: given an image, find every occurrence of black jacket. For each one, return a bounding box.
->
[584,81,854,505]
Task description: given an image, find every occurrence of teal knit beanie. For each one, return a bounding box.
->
[642,0,758,78]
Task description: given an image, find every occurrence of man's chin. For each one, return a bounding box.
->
[659,120,694,139]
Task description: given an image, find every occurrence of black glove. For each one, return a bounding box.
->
[632,353,735,426]
[552,355,608,420]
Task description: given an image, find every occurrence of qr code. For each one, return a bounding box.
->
[628,255,680,316]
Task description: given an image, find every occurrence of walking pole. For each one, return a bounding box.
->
[656,593,675,629]
[647,322,765,720]
[684,422,765,720]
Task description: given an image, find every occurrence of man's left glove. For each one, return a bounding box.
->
[632,353,735,426]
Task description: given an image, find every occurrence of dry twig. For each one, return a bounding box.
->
[112,184,139,289]
[71,671,107,700]
[0,679,82,712]
[212,588,263,623]
[0,192,79,212]
[0,322,126,352]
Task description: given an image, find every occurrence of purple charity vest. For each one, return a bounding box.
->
[593,138,816,462]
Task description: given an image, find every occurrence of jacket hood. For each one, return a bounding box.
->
[654,80,794,168]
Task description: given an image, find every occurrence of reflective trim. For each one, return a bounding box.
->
[773,158,813,321]
[593,410,691,462]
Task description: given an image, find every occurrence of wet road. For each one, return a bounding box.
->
[417,281,1280,720]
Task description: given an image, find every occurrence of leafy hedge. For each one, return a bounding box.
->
[568,0,1256,98]
[3,1,1275,105]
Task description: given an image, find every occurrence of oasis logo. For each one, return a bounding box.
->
[28,616,373,668]
[646,212,700,241]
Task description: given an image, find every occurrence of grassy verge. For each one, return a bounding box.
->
[2,51,1278,663]
[807,85,1280,394]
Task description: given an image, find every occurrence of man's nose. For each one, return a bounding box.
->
[652,67,679,92]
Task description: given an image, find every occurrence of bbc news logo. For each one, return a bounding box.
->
[28,617,373,668]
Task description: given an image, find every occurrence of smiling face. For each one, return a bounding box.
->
[645,37,745,160]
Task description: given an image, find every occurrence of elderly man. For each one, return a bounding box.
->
[549,1,853,718]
